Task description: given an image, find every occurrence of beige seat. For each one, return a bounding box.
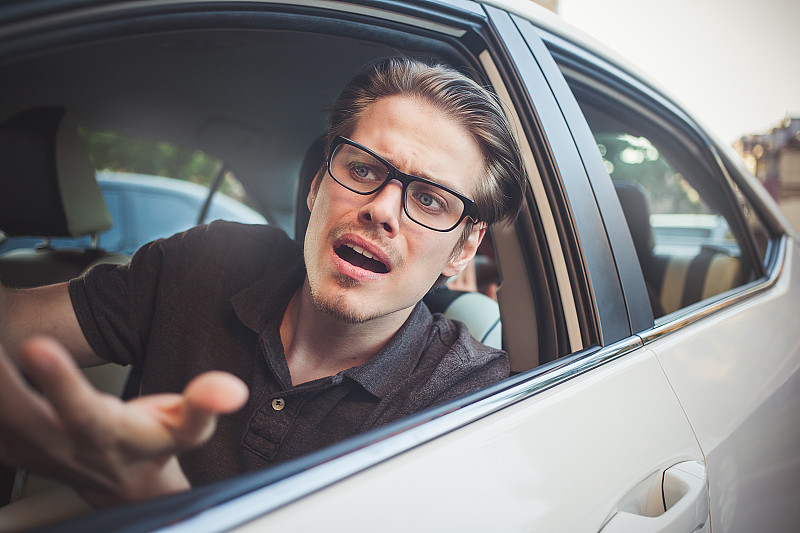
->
[0,106,129,288]
[614,181,743,317]
[657,250,742,315]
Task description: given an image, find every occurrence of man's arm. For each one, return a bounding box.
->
[0,336,248,507]
[0,282,102,367]
[0,285,250,506]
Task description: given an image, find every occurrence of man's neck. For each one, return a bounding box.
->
[280,281,414,386]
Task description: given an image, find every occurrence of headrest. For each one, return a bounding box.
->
[0,106,112,238]
[614,181,654,262]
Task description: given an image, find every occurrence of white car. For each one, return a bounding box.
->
[0,0,797,531]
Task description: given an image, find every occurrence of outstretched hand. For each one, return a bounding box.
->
[0,336,248,508]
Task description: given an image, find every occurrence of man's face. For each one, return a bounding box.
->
[303,94,486,325]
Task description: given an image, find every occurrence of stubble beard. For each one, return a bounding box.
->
[308,273,375,324]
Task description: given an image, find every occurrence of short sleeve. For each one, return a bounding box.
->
[68,221,285,367]
[69,229,191,366]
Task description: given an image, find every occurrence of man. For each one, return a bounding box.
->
[0,57,527,508]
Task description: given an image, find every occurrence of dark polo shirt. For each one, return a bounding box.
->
[68,221,510,486]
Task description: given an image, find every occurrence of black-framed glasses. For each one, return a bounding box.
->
[326,136,479,232]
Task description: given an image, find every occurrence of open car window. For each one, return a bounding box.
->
[0,2,572,529]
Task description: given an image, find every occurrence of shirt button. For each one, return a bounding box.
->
[271,398,286,411]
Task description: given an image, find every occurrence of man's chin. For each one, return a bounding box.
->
[309,283,374,324]
[311,294,373,324]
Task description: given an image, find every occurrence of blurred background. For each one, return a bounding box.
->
[544,0,800,229]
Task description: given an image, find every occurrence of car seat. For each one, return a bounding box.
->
[0,106,129,288]
[614,181,665,317]
[0,105,132,395]
[614,181,743,318]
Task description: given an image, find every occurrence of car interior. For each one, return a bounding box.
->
[0,10,542,527]
[572,97,760,318]
[0,106,130,288]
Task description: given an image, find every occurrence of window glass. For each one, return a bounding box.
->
[595,132,738,257]
[97,189,125,252]
[579,103,755,318]
[729,180,771,266]
[128,189,203,245]
[0,129,267,256]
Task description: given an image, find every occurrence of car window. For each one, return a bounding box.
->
[0,3,595,529]
[82,127,266,222]
[595,130,739,257]
[0,129,266,256]
[97,188,125,251]
[575,101,759,318]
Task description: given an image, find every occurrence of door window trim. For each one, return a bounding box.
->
[487,6,632,346]
[543,29,787,337]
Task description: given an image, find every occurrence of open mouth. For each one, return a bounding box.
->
[335,243,389,274]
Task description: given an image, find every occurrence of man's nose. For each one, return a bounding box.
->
[358,180,403,236]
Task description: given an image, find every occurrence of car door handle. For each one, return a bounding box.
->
[600,461,710,533]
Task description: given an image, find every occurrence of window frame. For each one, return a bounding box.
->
[540,26,785,335]
[0,0,678,531]
[490,8,633,347]
[0,0,618,530]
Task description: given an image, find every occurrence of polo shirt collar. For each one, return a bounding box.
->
[231,238,305,335]
[342,302,433,399]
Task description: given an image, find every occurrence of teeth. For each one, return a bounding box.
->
[347,243,375,260]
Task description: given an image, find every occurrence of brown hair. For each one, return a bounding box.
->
[323,57,528,231]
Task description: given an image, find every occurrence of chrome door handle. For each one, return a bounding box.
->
[600,461,710,533]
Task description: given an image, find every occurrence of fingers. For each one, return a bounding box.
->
[0,337,248,506]
[3,336,248,488]
[0,339,66,469]
[0,338,36,406]
[0,339,62,427]
[184,371,249,414]
[17,336,101,431]
[170,372,249,448]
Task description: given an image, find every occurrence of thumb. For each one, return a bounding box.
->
[171,371,249,449]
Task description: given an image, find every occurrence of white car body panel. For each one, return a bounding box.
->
[0,1,798,531]
[653,239,800,532]
[227,351,703,532]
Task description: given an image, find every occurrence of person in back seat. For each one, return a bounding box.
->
[0,58,527,508]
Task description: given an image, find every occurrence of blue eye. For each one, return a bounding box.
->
[348,161,380,182]
[411,188,446,214]
[353,163,371,178]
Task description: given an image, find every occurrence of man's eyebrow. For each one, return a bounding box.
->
[385,157,464,193]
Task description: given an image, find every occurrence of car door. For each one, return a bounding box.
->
[0,1,710,532]
[93,3,704,532]
[540,20,800,533]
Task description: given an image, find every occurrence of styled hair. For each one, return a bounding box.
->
[323,57,528,229]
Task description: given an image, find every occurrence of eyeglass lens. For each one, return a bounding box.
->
[329,143,466,231]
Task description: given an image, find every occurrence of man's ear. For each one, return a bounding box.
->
[441,222,487,278]
[307,174,320,211]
